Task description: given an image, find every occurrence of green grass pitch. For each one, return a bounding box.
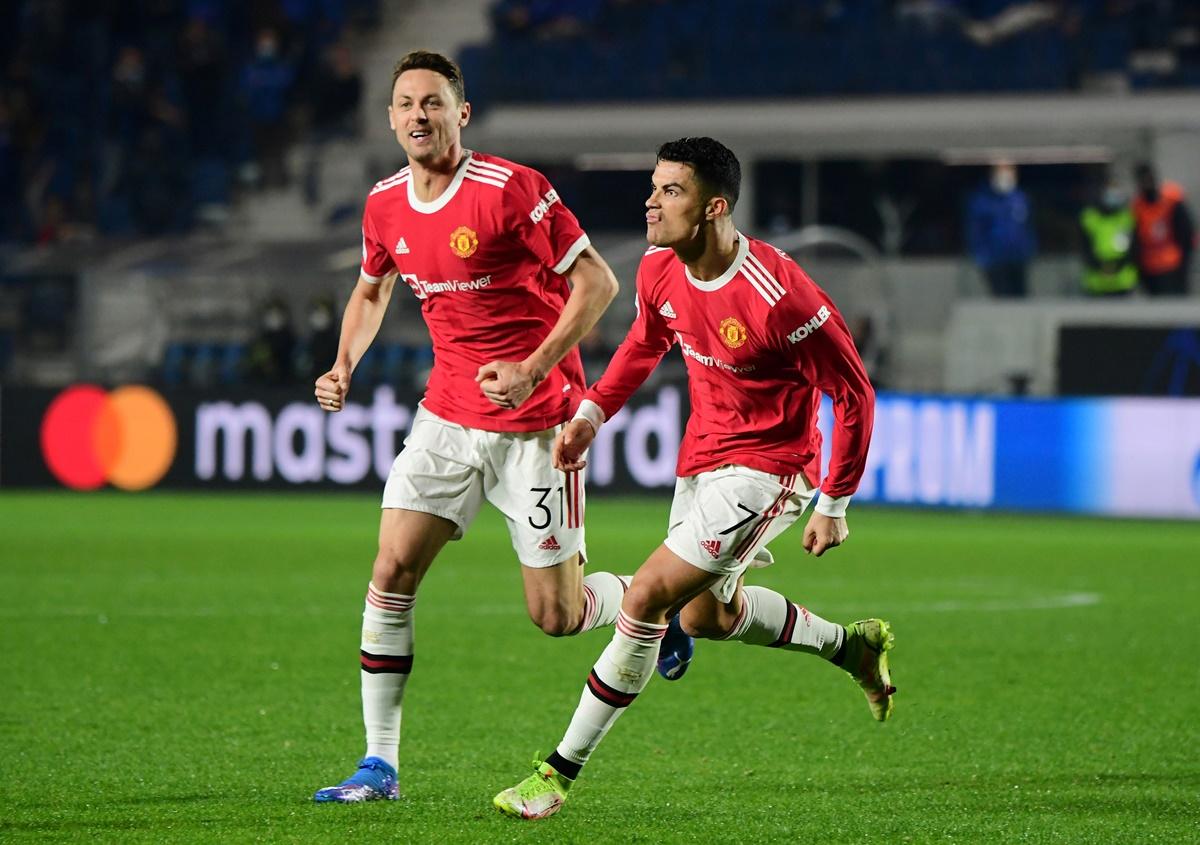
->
[1,492,1197,843]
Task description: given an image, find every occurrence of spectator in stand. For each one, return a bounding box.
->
[1132,162,1195,296]
[301,296,339,381]
[966,160,1037,298]
[248,296,297,385]
[302,40,362,206]
[1079,179,1137,297]
[240,27,297,188]
[492,0,603,40]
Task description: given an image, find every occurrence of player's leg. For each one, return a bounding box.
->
[315,407,485,803]
[485,428,630,637]
[494,543,717,819]
[675,468,895,721]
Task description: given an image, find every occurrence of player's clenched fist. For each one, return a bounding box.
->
[552,418,595,472]
[315,364,351,412]
[802,512,849,557]
[476,360,540,410]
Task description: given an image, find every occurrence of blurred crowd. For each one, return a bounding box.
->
[966,159,1194,297]
[469,1,1200,103]
[0,0,373,245]
[489,0,1199,53]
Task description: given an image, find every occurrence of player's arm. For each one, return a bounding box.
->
[316,212,398,412]
[784,291,876,555]
[476,245,618,410]
[315,272,397,412]
[554,276,675,471]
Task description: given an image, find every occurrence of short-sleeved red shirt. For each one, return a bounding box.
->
[361,151,590,432]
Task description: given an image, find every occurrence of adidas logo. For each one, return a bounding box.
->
[395,237,410,255]
[659,300,677,319]
[700,539,721,559]
[538,535,561,551]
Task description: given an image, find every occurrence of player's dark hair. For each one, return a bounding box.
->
[392,50,466,103]
[657,137,741,211]
[1134,161,1156,182]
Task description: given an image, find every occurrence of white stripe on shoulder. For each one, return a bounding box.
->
[468,159,515,177]
[465,162,508,182]
[465,164,510,184]
[740,262,782,306]
[374,167,410,188]
[745,253,786,298]
[464,172,507,189]
[370,174,411,195]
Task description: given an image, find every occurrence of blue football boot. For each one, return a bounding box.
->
[656,614,694,680]
[313,756,399,803]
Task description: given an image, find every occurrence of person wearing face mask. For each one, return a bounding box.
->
[1132,163,1195,296]
[1079,180,1138,297]
[247,295,296,385]
[966,160,1037,298]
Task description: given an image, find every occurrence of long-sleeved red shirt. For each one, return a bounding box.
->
[586,234,874,499]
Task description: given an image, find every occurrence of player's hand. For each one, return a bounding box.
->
[553,419,595,472]
[803,512,849,556]
[476,360,540,410]
[315,363,351,412]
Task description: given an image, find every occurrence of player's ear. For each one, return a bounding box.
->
[387,105,396,132]
[458,100,471,129]
[706,196,728,221]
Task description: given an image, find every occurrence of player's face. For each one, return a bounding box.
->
[645,161,709,247]
[388,69,470,165]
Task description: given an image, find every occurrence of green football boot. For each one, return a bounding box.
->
[842,618,896,722]
[493,757,573,820]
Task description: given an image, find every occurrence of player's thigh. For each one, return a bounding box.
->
[381,405,486,541]
[483,427,586,570]
[374,507,458,593]
[664,466,814,605]
[622,543,724,622]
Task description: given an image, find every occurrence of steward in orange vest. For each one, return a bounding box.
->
[1133,163,1195,296]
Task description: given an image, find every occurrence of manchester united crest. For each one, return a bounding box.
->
[718,317,747,349]
[449,225,479,258]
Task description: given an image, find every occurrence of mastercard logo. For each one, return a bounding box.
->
[40,385,177,491]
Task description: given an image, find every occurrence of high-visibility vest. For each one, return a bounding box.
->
[1080,206,1137,293]
[1132,182,1185,275]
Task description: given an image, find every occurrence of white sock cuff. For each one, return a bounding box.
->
[615,610,668,642]
[366,582,415,613]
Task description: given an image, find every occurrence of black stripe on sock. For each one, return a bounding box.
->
[360,650,414,674]
[586,670,637,708]
[545,751,582,781]
[769,599,798,648]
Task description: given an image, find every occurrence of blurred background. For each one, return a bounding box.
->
[3,0,1200,517]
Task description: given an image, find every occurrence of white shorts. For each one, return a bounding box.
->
[382,404,586,568]
[663,465,817,604]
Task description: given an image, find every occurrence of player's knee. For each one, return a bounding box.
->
[529,606,578,637]
[680,606,733,640]
[622,578,673,620]
[371,546,421,591]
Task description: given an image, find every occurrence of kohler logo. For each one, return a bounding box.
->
[787,305,831,343]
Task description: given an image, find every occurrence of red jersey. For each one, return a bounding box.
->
[360,151,590,432]
[586,235,874,498]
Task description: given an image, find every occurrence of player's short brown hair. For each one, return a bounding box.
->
[391,50,466,103]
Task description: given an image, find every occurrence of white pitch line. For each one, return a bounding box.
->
[0,594,1101,620]
[846,592,1103,614]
